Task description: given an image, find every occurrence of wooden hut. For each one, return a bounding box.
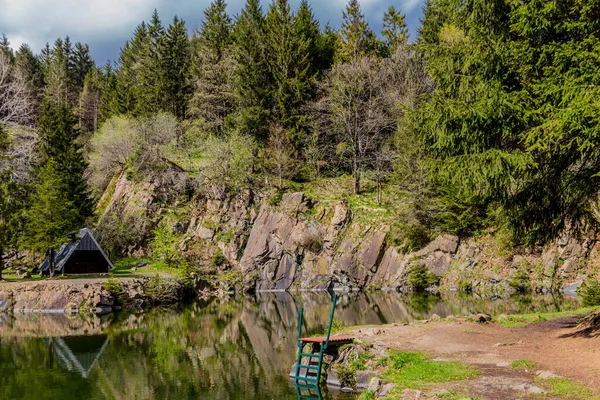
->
[40,228,114,275]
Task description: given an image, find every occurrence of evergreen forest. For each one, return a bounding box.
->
[2,0,600,277]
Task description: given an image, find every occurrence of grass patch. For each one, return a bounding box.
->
[358,390,376,400]
[383,351,478,390]
[537,377,598,400]
[510,360,539,370]
[493,307,597,328]
[111,257,181,278]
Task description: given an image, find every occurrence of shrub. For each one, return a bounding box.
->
[150,222,180,266]
[509,269,531,293]
[211,249,226,267]
[407,264,440,291]
[580,279,600,307]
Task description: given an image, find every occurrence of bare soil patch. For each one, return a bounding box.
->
[345,313,600,399]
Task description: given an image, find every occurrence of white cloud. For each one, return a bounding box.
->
[0,0,161,51]
[0,0,425,60]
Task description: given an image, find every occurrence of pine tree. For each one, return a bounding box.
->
[0,34,14,62]
[162,16,192,120]
[232,0,271,139]
[115,23,149,115]
[294,1,321,77]
[38,101,93,223]
[137,9,166,115]
[337,0,379,62]
[416,0,526,237]
[15,44,44,91]
[45,38,69,104]
[0,124,16,280]
[24,159,79,277]
[99,60,120,123]
[264,0,312,132]
[72,43,94,91]
[79,67,101,134]
[381,6,409,56]
[190,0,235,133]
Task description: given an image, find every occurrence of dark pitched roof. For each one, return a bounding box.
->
[39,228,114,273]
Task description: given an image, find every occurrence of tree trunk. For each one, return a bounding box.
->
[49,248,55,278]
[353,156,361,195]
[0,251,3,281]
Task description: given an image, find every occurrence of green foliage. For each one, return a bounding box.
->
[383,351,478,389]
[579,279,600,307]
[493,307,596,328]
[211,249,226,267]
[24,159,80,274]
[537,377,598,400]
[104,278,129,306]
[150,222,180,267]
[508,269,531,293]
[337,0,380,62]
[510,360,539,370]
[407,264,440,292]
[268,190,284,206]
[357,390,376,400]
[37,100,93,223]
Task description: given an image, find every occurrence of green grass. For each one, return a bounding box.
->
[110,257,181,278]
[382,351,479,390]
[358,390,376,400]
[510,360,539,370]
[537,377,599,400]
[493,307,597,328]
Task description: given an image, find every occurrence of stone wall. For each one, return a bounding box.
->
[96,174,599,293]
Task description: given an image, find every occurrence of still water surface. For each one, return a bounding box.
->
[0,292,579,400]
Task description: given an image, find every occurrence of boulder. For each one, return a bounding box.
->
[367,377,381,392]
[356,371,377,389]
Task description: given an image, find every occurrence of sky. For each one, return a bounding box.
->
[0,0,426,63]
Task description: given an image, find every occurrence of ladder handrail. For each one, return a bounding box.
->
[297,307,304,347]
[323,294,337,351]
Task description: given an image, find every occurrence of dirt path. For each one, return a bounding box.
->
[345,315,600,399]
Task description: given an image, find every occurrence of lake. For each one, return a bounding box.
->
[0,292,580,400]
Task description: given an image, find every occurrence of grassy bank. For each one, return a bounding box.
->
[493,307,598,328]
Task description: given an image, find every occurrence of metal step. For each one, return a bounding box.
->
[299,352,321,358]
[295,376,318,383]
[297,364,319,371]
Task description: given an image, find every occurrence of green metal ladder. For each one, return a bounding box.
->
[293,294,338,387]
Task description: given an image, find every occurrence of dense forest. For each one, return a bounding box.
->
[2,0,600,278]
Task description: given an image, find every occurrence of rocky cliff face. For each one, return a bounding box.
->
[96,173,599,294]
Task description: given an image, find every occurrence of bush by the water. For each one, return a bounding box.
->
[580,279,600,307]
[407,264,440,291]
[509,269,531,293]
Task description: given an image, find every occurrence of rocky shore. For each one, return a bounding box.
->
[0,277,188,314]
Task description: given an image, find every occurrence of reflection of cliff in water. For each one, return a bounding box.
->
[0,292,580,400]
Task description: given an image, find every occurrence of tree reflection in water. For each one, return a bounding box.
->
[0,292,579,400]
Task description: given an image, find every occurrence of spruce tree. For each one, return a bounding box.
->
[78,67,101,134]
[0,34,13,62]
[45,38,69,104]
[337,0,379,62]
[0,124,16,280]
[294,0,321,77]
[190,0,236,133]
[25,159,79,277]
[162,16,191,119]
[38,101,93,223]
[115,23,149,115]
[232,0,271,140]
[72,43,94,91]
[137,10,166,115]
[264,0,312,132]
[381,6,409,56]
[15,44,44,91]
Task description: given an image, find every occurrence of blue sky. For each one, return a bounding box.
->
[0,0,426,63]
